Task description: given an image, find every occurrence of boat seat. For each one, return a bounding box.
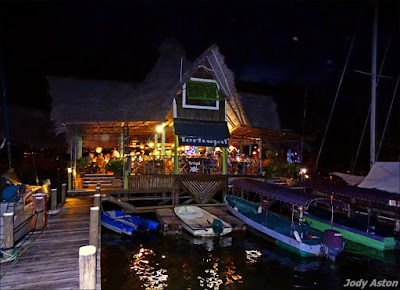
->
[179,213,203,220]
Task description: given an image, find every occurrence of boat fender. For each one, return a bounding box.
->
[294,231,302,243]
[234,207,238,211]
[257,206,262,214]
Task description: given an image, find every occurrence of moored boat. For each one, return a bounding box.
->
[101,210,159,235]
[302,180,399,251]
[229,179,345,260]
[174,206,232,237]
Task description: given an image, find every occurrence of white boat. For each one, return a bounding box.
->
[174,206,232,237]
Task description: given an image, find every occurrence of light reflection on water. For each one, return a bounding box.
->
[129,248,168,290]
[102,229,400,290]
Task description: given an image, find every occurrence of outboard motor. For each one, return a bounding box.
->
[211,219,223,237]
[321,229,344,261]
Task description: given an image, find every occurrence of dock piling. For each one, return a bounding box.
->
[79,245,97,290]
[33,193,47,230]
[94,193,101,208]
[2,212,14,258]
[89,206,99,247]
[51,188,57,211]
[61,183,67,204]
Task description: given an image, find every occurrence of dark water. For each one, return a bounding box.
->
[102,227,400,290]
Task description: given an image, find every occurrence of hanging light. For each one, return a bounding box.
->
[149,142,154,148]
[95,147,102,153]
[139,144,145,149]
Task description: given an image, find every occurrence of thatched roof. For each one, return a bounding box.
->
[49,38,186,134]
[49,39,278,138]
[239,92,279,130]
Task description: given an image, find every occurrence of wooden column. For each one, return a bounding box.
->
[61,183,67,204]
[51,188,57,211]
[3,212,14,258]
[222,147,227,175]
[79,245,96,290]
[89,207,99,247]
[154,133,158,155]
[258,139,263,176]
[174,135,179,174]
[161,130,166,155]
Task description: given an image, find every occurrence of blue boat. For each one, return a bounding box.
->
[227,179,345,260]
[101,210,159,235]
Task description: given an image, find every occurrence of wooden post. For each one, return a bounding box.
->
[61,183,67,204]
[161,130,166,155]
[3,212,14,258]
[51,188,57,211]
[222,147,227,175]
[89,206,99,247]
[33,193,47,230]
[94,193,101,208]
[79,245,96,290]
[174,135,179,174]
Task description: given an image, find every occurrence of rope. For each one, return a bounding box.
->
[315,25,358,169]
[376,74,399,160]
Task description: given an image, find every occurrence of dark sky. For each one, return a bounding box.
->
[1,0,399,172]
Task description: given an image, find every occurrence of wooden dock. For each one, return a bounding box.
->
[156,204,246,235]
[0,196,101,289]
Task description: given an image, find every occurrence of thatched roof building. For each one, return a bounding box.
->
[49,39,285,148]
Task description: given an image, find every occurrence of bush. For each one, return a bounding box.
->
[105,160,123,178]
[76,157,89,173]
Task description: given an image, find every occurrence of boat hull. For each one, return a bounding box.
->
[305,215,396,251]
[174,206,232,237]
[225,195,323,257]
[101,210,159,235]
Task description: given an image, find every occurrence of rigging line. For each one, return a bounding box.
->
[314,25,358,169]
[376,74,400,160]
[351,34,392,172]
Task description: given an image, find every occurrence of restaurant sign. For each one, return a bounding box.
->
[179,136,229,147]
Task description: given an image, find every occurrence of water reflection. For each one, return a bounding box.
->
[189,236,232,251]
[245,250,262,263]
[129,248,168,290]
[198,253,243,289]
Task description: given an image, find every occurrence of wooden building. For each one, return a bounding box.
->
[49,39,293,204]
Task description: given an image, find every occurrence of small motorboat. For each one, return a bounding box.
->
[101,210,159,235]
[174,206,232,237]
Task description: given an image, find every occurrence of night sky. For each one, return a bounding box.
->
[1,0,399,173]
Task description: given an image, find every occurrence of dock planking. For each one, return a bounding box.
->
[0,196,101,290]
[156,204,246,235]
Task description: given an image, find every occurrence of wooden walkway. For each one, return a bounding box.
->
[0,196,101,289]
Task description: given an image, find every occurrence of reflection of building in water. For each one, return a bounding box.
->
[198,254,242,289]
[245,250,262,263]
[130,248,168,290]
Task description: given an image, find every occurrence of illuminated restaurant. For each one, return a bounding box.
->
[49,39,300,203]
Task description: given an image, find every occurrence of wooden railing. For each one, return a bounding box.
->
[129,155,261,176]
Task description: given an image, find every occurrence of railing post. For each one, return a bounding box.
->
[61,183,67,204]
[51,188,57,211]
[33,193,47,230]
[222,147,227,175]
[89,207,99,247]
[79,245,96,290]
[2,212,14,258]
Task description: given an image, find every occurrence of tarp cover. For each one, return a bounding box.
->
[331,172,365,186]
[301,180,400,205]
[232,179,314,207]
[174,120,230,147]
[358,162,399,194]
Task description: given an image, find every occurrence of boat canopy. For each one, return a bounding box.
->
[301,180,400,206]
[231,179,314,207]
[357,162,399,194]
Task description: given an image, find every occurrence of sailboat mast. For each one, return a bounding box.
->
[1,63,12,169]
[370,0,378,168]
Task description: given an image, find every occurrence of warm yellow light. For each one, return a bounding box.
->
[229,145,235,151]
[139,144,144,149]
[67,167,72,173]
[149,142,154,148]
[252,151,257,155]
[301,168,307,174]
[184,146,190,150]
[171,143,175,148]
[95,147,102,153]
[156,125,163,133]
[157,143,161,148]
[215,147,221,152]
